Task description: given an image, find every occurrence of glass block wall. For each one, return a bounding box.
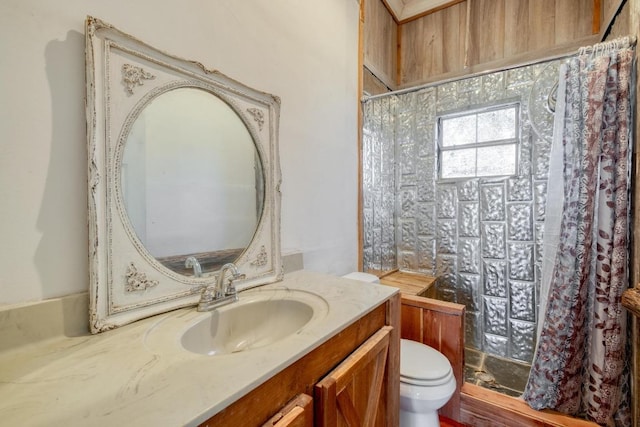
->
[362,60,561,363]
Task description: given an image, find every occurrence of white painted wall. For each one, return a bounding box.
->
[0,0,360,305]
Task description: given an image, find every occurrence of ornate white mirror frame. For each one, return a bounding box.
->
[85,16,282,333]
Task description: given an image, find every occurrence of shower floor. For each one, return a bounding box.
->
[464,347,531,397]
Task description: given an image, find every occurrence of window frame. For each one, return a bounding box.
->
[436,102,521,181]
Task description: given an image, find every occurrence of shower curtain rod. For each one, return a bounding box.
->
[361,36,637,102]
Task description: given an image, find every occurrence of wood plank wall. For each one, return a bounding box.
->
[400,0,596,86]
[603,0,631,39]
[363,67,391,96]
[362,0,607,89]
[363,0,398,88]
[399,2,467,82]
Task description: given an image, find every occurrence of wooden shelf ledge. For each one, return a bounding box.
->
[622,286,640,318]
[371,269,438,297]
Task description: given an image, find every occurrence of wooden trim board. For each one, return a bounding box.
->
[357,0,365,270]
[460,383,599,427]
[378,270,437,297]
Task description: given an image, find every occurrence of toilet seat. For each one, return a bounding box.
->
[400,339,453,387]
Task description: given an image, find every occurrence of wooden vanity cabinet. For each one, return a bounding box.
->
[201,293,400,427]
[262,394,314,427]
[315,326,393,426]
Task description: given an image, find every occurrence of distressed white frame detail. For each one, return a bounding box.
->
[85,16,282,333]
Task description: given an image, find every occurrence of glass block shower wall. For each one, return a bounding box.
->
[362,60,561,363]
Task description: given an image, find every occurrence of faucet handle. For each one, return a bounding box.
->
[225,272,246,296]
[232,272,246,281]
[199,286,216,303]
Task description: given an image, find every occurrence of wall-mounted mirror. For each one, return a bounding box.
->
[86,17,282,333]
[121,87,265,275]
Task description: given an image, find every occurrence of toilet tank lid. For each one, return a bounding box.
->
[400,339,452,383]
[342,272,380,283]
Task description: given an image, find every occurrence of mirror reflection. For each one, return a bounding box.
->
[121,87,264,276]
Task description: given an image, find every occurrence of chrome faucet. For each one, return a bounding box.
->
[197,263,245,311]
[185,256,202,278]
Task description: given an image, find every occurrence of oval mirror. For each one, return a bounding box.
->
[120,87,264,277]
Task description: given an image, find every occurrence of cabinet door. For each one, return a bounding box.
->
[262,394,313,427]
[314,326,392,427]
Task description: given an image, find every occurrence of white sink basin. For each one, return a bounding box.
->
[179,288,328,356]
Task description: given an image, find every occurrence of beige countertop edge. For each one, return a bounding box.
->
[0,270,397,427]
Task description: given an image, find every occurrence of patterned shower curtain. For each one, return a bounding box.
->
[523,38,634,426]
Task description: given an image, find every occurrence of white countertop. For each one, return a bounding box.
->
[0,271,397,426]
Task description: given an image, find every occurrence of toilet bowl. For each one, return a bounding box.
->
[342,272,456,427]
[399,339,456,427]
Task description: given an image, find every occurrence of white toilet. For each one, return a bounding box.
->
[342,272,456,427]
[399,339,456,427]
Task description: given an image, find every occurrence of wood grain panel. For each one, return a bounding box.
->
[364,0,398,88]
[400,304,422,341]
[467,0,506,65]
[385,293,401,427]
[399,1,466,85]
[379,270,437,296]
[262,394,313,427]
[593,0,603,33]
[399,15,426,83]
[503,0,530,57]
[422,300,464,421]
[555,0,594,43]
[363,67,391,96]
[601,0,629,39]
[604,0,623,19]
[399,34,599,89]
[441,2,468,72]
[423,306,465,363]
[527,0,556,51]
[420,12,443,77]
[396,0,599,87]
[402,293,466,315]
[460,383,600,427]
[315,327,392,427]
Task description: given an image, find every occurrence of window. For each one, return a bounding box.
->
[437,103,519,179]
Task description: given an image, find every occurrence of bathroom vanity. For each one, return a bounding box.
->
[206,277,400,426]
[0,271,399,426]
